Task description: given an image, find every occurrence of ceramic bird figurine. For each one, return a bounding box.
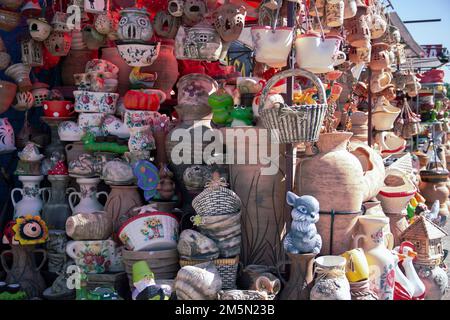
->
[284,191,322,254]
[129,67,157,89]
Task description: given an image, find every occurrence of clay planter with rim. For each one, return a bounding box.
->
[370,42,391,71]
[0,80,17,114]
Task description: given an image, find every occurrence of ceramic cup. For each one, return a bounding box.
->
[43,101,75,118]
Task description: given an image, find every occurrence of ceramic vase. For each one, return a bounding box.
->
[69,177,108,214]
[353,215,395,300]
[104,185,143,233]
[310,255,351,300]
[11,175,47,218]
[1,245,47,298]
[279,253,316,300]
[41,175,72,230]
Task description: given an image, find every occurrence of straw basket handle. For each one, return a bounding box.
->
[258,68,327,113]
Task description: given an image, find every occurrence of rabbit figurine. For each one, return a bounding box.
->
[284,191,322,254]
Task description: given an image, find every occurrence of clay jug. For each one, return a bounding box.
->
[41,175,72,230]
[65,211,113,240]
[61,49,95,86]
[101,47,132,96]
[278,253,316,300]
[1,245,47,298]
[142,39,179,99]
[104,185,143,233]
[353,215,395,300]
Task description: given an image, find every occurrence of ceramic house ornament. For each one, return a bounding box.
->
[21,38,43,67]
[175,22,222,61]
[213,2,247,42]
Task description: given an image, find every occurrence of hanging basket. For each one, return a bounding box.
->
[258,68,328,144]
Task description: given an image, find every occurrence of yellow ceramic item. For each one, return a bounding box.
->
[341,248,370,283]
[409,197,418,208]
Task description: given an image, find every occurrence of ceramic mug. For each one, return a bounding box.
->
[43,101,75,118]
[78,112,105,129]
[74,73,92,91]
[341,248,370,282]
[66,239,121,273]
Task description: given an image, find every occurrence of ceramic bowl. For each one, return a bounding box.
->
[58,121,83,141]
[116,42,161,67]
[102,114,130,138]
[124,110,159,128]
[74,91,119,114]
[118,212,179,251]
[43,100,75,118]
[78,112,105,129]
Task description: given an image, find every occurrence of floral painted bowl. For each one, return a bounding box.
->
[74,91,119,114]
[116,42,161,67]
[124,110,159,129]
[118,212,179,251]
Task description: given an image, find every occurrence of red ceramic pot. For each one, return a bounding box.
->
[123,90,160,111]
[43,101,75,118]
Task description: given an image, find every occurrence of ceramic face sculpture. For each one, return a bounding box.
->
[118,8,153,43]
[283,191,322,254]
[168,0,184,17]
[182,0,207,26]
[213,3,247,42]
[154,11,181,39]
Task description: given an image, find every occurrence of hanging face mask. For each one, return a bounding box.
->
[12,215,49,245]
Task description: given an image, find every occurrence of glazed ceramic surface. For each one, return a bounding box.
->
[11,175,46,218]
[177,73,218,108]
[116,43,160,67]
[43,101,75,118]
[124,110,158,128]
[102,115,130,138]
[117,8,153,42]
[251,26,293,68]
[58,121,83,141]
[0,117,15,151]
[69,177,109,214]
[74,91,119,113]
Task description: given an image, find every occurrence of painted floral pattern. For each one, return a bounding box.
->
[76,242,112,273]
[377,264,395,300]
[74,91,119,113]
[140,217,164,241]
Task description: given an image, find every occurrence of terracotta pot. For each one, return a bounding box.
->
[101,47,132,96]
[142,39,179,98]
[1,245,47,298]
[0,80,17,114]
[279,253,316,300]
[370,42,391,71]
[61,50,94,86]
[65,211,113,240]
[104,185,143,233]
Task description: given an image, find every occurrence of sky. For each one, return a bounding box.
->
[392,0,450,82]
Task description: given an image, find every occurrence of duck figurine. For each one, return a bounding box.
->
[391,249,414,300]
[398,241,426,300]
[129,67,157,89]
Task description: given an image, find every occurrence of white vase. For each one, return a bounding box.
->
[310,255,351,300]
[69,177,108,214]
[11,175,47,218]
[353,215,396,300]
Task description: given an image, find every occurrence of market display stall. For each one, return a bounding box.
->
[0,0,448,301]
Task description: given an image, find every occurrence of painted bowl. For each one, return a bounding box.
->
[43,101,75,118]
[116,42,161,67]
[74,91,119,114]
[124,110,159,128]
[118,212,179,252]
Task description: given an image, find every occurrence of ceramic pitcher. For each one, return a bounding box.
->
[353,215,395,300]
[69,177,108,214]
[11,175,47,218]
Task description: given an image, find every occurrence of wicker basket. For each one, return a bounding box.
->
[179,256,239,289]
[192,186,241,216]
[258,68,328,144]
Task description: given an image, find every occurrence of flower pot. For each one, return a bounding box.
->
[175,23,222,61]
[177,73,218,108]
[101,47,132,96]
[310,255,351,300]
[213,2,246,42]
[372,97,400,131]
[251,26,293,68]
[375,132,406,157]
[43,100,75,118]
[0,80,17,114]
[370,42,391,71]
[419,170,450,223]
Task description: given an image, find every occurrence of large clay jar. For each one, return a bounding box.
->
[1,245,47,298]
[42,175,72,230]
[353,215,395,300]
[224,126,291,267]
[61,49,94,86]
[414,263,448,300]
[310,255,351,300]
[104,185,143,233]
[142,39,179,98]
[278,253,316,300]
[419,170,450,226]
[65,211,113,240]
[101,47,132,96]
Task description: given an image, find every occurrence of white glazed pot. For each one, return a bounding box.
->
[295,33,346,74]
[74,91,119,113]
[118,212,179,251]
[69,177,108,214]
[11,175,46,218]
[251,26,294,68]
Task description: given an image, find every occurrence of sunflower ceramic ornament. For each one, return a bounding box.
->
[12,215,48,245]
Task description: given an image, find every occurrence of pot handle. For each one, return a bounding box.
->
[96,191,109,202]
[66,241,78,259]
[0,250,12,273]
[33,249,47,271]
[66,187,77,195]
[10,188,23,207]
[40,187,51,204]
[353,234,367,249]
[68,192,81,213]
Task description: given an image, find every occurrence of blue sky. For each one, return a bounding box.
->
[393,0,450,82]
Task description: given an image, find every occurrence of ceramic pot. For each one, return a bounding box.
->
[94,12,113,35]
[43,100,75,118]
[11,175,47,218]
[46,230,67,254]
[116,42,160,67]
[5,63,32,92]
[349,44,371,64]
[175,23,222,61]
[0,81,16,114]
[343,5,370,48]
[353,215,395,300]
[295,33,346,74]
[104,185,143,233]
[124,110,158,128]
[73,91,119,113]
[61,50,93,86]
[414,263,448,300]
[31,83,50,107]
[177,73,218,108]
[69,177,108,214]
[66,239,123,273]
[278,253,316,300]
[84,0,106,14]
[117,7,153,42]
[213,2,246,42]
[326,0,344,27]
[0,8,20,32]
[310,255,351,300]
[371,70,392,93]
[141,39,179,98]
[182,0,207,26]
[251,26,293,68]
[44,31,72,57]
[1,245,47,298]
[370,42,391,71]
[419,171,450,222]
[177,229,219,260]
[65,211,113,240]
[58,121,82,142]
[118,212,179,251]
[369,12,387,39]
[41,175,72,230]
[372,97,400,131]
[78,112,105,129]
